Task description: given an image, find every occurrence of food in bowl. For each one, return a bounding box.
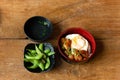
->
[24,16,53,41]
[58,28,96,63]
[24,43,55,72]
[60,34,91,61]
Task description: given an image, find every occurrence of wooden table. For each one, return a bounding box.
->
[0,0,120,80]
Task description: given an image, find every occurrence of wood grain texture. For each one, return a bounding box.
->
[0,39,120,80]
[0,0,120,39]
[0,0,120,80]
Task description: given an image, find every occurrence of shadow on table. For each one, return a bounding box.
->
[52,46,62,70]
[48,23,62,40]
[88,39,105,63]
[47,22,63,69]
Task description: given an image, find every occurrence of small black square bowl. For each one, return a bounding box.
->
[24,43,55,73]
[24,16,53,42]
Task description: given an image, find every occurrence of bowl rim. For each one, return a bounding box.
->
[57,27,96,63]
[24,16,53,42]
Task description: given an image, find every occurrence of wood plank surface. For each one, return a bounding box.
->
[0,39,120,80]
[0,0,120,80]
[0,0,120,39]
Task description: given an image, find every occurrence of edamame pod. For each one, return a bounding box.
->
[44,48,51,54]
[25,54,43,60]
[39,43,44,51]
[25,54,35,59]
[28,50,36,56]
[35,54,43,59]
[48,52,55,56]
[28,60,38,69]
[45,57,50,69]
[35,45,43,55]
[27,49,36,54]
[27,52,33,56]
[38,62,44,71]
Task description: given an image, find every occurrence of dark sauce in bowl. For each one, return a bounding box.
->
[24,16,53,41]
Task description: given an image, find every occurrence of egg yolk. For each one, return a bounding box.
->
[66,34,88,51]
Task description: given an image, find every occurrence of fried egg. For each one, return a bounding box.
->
[65,34,89,51]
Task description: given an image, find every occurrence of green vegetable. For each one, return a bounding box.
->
[35,45,43,55]
[25,53,43,60]
[27,52,33,56]
[43,22,48,26]
[45,57,50,69]
[25,54,35,59]
[44,48,51,54]
[35,54,43,59]
[48,52,55,56]
[24,58,29,62]
[27,49,36,54]
[39,43,44,51]
[38,62,44,71]
[24,43,55,71]
[38,21,48,26]
[28,60,38,69]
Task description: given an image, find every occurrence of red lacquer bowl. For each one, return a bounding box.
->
[57,27,96,63]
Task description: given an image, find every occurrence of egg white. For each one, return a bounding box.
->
[65,34,89,51]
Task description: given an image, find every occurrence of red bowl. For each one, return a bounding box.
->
[57,27,96,63]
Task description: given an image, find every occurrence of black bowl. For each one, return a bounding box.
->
[24,16,53,42]
[24,43,55,73]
